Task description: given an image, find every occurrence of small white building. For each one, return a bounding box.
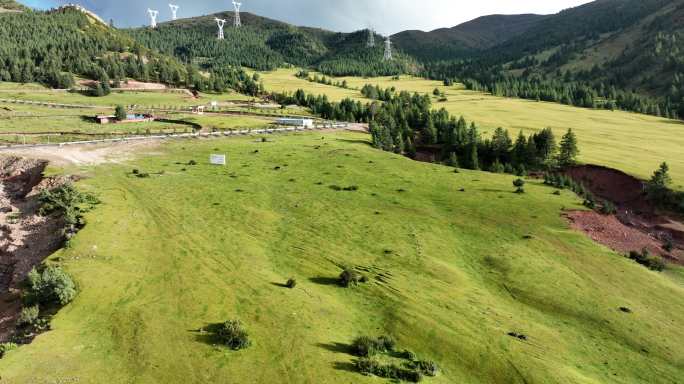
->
[276,118,314,128]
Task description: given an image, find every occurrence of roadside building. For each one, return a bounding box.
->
[95,114,155,124]
[276,118,314,128]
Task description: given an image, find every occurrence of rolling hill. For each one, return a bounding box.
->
[0,132,682,383]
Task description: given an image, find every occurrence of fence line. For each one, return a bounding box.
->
[0,124,350,151]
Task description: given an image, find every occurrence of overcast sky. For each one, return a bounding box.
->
[22,0,593,33]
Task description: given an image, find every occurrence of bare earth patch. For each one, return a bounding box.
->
[564,165,684,266]
[567,211,662,255]
[0,140,161,166]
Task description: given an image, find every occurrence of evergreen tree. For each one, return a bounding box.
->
[465,123,479,170]
[646,162,672,203]
[115,105,127,121]
[558,129,579,166]
[512,130,527,166]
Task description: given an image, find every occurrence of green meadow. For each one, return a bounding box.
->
[257,69,684,188]
[0,131,682,383]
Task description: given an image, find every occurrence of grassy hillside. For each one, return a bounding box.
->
[0,132,682,383]
[256,69,684,188]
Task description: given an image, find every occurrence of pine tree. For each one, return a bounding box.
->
[466,123,479,170]
[115,105,127,121]
[512,130,527,166]
[646,162,672,203]
[558,129,579,166]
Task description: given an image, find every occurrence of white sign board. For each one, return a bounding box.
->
[210,154,226,166]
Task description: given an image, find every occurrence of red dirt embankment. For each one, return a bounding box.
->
[564,165,683,264]
[0,157,68,341]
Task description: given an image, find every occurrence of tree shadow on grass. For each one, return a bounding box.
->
[316,342,353,355]
[309,277,340,286]
[270,282,289,288]
[189,323,223,345]
[477,188,513,194]
[335,138,372,146]
[332,361,358,373]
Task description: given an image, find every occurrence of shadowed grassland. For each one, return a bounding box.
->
[0,131,681,383]
[257,68,684,189]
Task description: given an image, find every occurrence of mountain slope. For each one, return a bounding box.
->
[126,11,415,76]
[0,6,187,88]
[393,14,547,61]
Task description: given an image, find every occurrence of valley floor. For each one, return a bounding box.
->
[0,131,682,383]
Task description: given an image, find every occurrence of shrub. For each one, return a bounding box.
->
[188,160,198,166]
[513,178,525,193]
[114,105,127,121]
[213,320,251,350]
[0,343,17,358]
[351,335,395,357]
[342,186,359,191]
[628,249,666,272]
[17,305,39,327]
[515,165,527,177]
[38,184,100,228]
[600,200,617,215]
[355,358,423,382]
[339,268,367,287]
[25,266,77,306]
[135,172,150,178]
[409,360,439,377]
[490,161,505,174]
[663,239,674,253]
[286,278,297,289]
[583,195,596,209]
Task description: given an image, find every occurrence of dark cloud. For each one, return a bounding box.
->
[35,1,592,33]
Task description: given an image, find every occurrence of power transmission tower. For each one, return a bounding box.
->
[367,27,375,48]
[233,1,242,27]
[215,18,227,39]
[169,4,179,20]
[384,35,393,60]
[147,8,159,28]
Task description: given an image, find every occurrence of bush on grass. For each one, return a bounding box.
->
[24,266,77,306]
[213,320,251,350]
[339,269,367,287]
[628,249,666,272]
[286,278,297,288]
[351,335,395,357]
[356,358,423,382]
[513,178,525,193]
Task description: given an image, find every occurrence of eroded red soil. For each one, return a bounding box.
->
[564,165,683,265]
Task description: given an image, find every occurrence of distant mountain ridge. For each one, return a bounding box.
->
[392,14,548,61]
[6,0,684,115]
